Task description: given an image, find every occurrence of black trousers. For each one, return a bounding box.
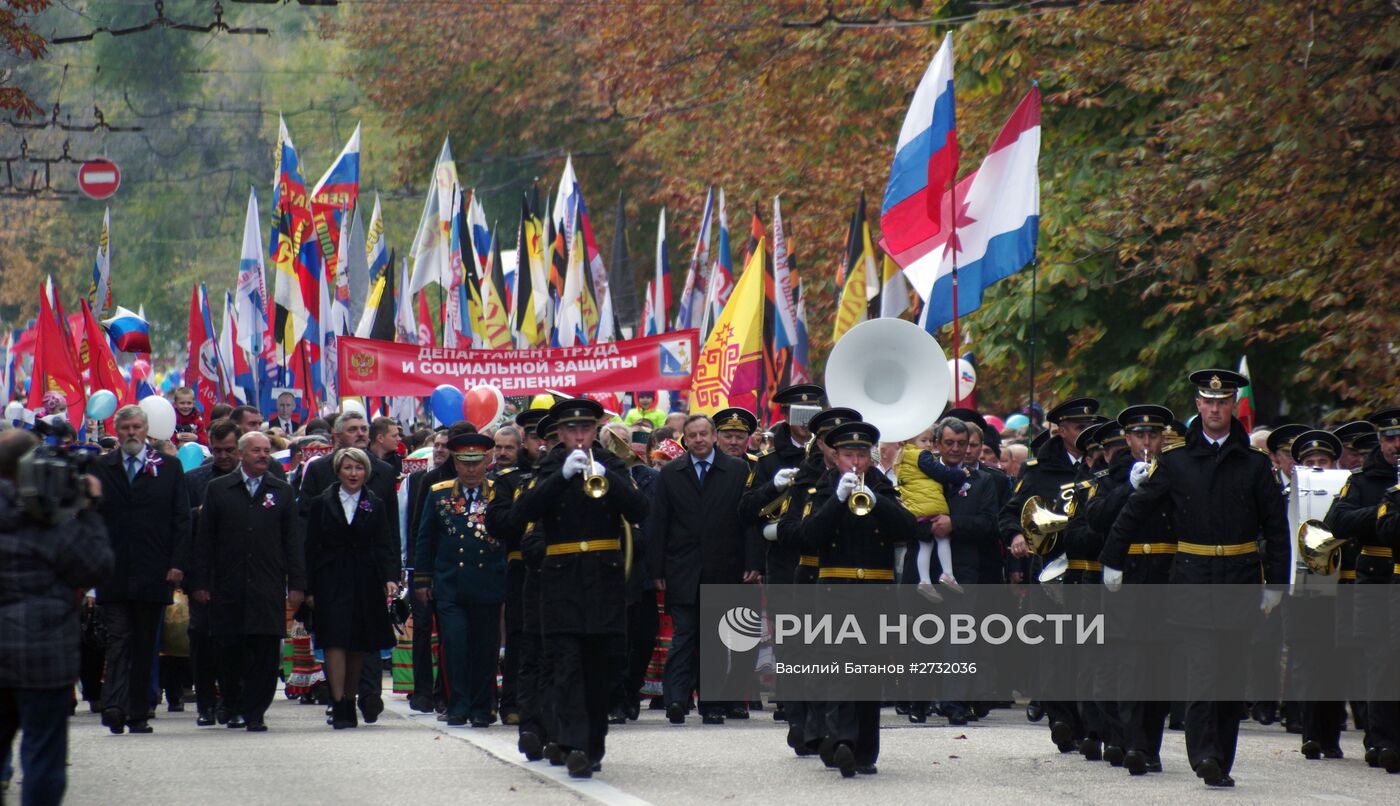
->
[214,634,282,723]
[187,600,219,713]
[100,601,166,721]
[614,591,659,710]
[663,602,700,711]
[1301,701,1346,750]
[358,651,384,704]
[516,631,548,741]
[1182,629,1247,773]
[826,701,881,765]
[435,600,500,721]
[409,578,443,704]
[550,633,622,761]
[1116,640,1170,757]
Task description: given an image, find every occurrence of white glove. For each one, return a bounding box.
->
[836,472,858,503]
[562,449,590,479]
[774,468,798,491]
[1261,588,1283,615]
[1102,566,1123,593]
[1129,461,1151,490]
[591,461,607,478]
[762,523,779,542]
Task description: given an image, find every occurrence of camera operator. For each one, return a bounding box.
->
[0,429,114,805]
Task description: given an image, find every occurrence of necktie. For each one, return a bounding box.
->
[247,477,259,498]
[697,460,709,485]
[127,456,140,482]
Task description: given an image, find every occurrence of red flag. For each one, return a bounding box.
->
[184,285,223,416]
[417,291,434,346]
[27,286,86,418]
[80,299,130,407]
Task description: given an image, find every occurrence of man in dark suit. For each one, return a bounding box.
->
[299,410,398,722]
[648,413,758,725]
[93,404,191,735]
[189,432,303,731]
[268,391,300,434]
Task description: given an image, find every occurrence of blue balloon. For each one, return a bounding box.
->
[177,443,205,472]
[86,389,119,420]
[430,384,464,425]
[1004,413,1030,431]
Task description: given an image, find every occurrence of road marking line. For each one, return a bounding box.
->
[385,698,656,806]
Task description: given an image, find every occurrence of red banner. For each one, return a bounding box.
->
[337,330,699,397]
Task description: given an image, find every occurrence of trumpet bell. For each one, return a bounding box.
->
[825,318,950,443]
[849,488,874,516]
[582,449,610,498]
[1298,519,1344,576]
[1020,496,1068,556]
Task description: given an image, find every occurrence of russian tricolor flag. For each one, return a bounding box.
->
[910,86,1041,333]
[880,32,959,268]
[101,306,152,354]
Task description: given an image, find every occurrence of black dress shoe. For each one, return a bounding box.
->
[519,731,544,761]
[894,703,909,715]
[856,764,878,775]
[216,707,230,725]
[127,720,153,734]
[819,739,837,768]
[246,721,267,732]
[196,711,215,727]
[666,703,686,725]
[607,707,627,725]
[1145,755,1163,773]
[1104,745,1125,766]
[1050,721,1075,752]
[1301,739,1322,760]
[446,715,468,727]
[701,711,725,725]
[1251,702,1276,725]
[408,696,434,714]
[1079,739,1102,761]
[1195,757,1225,786]
[833,743,857,778]
[1209,775,1236,788]
[907,709,926,724]
[1123,750,1147,776]
[469,718,490,728]
[565,750,592,779]
[1026,701,1044,723]
[625,702,640,721]
[101,707,125,735]
[167,702,184,713]
[359,694,384,724]
[1379,747,1400,773]
[773,704,788,721]
[1323,746,1344,759]
[726,704,750,720]
[544,742,564,766]
[948,714,968,727]
[227,716,247,729]
[973,702,992,719]
[1365,746,1379,767]
[794,744,817,757]
[1167,717,1185,731]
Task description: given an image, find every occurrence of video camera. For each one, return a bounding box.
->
[17,418,98,524]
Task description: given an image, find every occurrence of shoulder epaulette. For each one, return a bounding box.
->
[1350,467,1364,474]
[431,479,456,492]
[1024,458,1038,467]
[758,447,774,457]
[497,467,517,476]
[746,453,759,463]
[1093,468,1111,479]
[1161,443,1185,453]
[807,486,818,494]
[1250,446,1271,457]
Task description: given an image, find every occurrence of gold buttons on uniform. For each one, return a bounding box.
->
[458,562,464,568]
[856,569,866,580]
[579,541,589,552]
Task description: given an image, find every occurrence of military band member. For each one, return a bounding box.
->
[1325,406,1400,773]
[1106,369,1289,788]
[514,399,649,779]
[1334,421,1377,472]
[1267,424,1309,502]
[798,420,916,778]
[414,433,504,728]
[512,415,562,762]
[1002,396,1102,753]
[487,409,547,729]
[1094,404,1175,776]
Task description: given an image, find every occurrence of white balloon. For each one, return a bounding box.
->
[948,358,977,399]
[5,401,26,422]
[139,395,178,441]
[340,398,366,417]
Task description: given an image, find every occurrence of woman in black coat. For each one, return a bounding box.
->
[304,447,400,728]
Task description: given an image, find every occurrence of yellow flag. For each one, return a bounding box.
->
[831,247,868,343]
[690,239,766,415]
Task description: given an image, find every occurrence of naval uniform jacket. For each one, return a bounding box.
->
[998,435,1082,554]
[798,468,915,582]
[514,443,649,635]
[1092,449,1176,584]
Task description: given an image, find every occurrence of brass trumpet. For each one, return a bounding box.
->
[582,449,609,498]
[1297,519,1345,576]
[849,477,874,516]
[1019,495,1069,556]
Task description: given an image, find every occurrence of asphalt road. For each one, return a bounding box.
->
[49,691,1396,805]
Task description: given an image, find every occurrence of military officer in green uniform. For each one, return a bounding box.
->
[414,432,505,728]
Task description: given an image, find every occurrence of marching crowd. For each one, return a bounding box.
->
[3,370,1400,802]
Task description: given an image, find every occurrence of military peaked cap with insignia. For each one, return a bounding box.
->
[1074,422,1106,455]
[824,420,880,450]
[448,432,494,462]
[771,383,826,408]
[515,408,548,435]
[536,415,558,440]
[1266,423,1309,455]
[1291,430,1341,463]
[1333,420,1377,449]
[1117,404,1173,432]
[1030,429,1051,454]
[809,407,862,439]
[1190,368,1248,400]
[1046,397,1101,425]
[1367,407,1400,438]
[714,407,759,434]
[1095,421,1126,449]
[549,397,605,427]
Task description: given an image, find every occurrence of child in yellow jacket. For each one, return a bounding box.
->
[897,428,967,599]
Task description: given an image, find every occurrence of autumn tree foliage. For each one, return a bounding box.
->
[0,0,48,117]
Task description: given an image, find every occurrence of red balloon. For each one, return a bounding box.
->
[463,385,505,430]
[131,358,152,382]
[586,392,621,416]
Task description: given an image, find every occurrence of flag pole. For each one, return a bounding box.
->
[949,173,961,404]
[1028,258,1037,428]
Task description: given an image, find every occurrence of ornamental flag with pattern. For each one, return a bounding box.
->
[911,86,1040,334]
[689,237,766,416]
[880,32,958,269]
[269,116,318,354]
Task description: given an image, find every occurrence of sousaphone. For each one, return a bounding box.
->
[825,318,951,443]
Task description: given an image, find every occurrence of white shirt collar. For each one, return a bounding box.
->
[691,449,717,467]
[339,486,361,521]
[239,467,264,488]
